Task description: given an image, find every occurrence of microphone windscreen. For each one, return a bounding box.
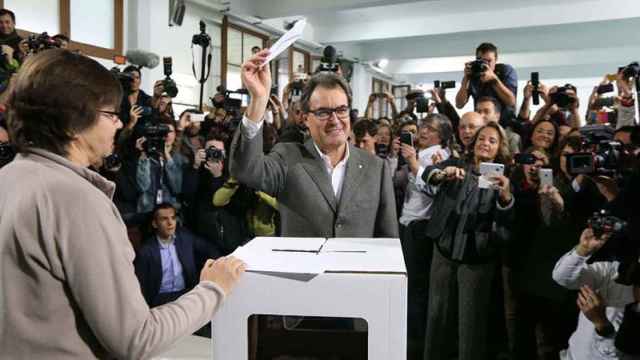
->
[126,49,160,69]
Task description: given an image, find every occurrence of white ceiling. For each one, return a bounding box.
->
[220,0,640,84]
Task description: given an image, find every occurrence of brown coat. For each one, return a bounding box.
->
[0,149,224,359]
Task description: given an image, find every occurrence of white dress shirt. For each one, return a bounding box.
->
[552,249,635,360]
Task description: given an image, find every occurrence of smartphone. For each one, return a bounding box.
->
[479,162,504,189]
[539,168,553,188]
[190,113,206,123]
[400,131,414,147]
[531,72,540,105]
[596,83,614,95]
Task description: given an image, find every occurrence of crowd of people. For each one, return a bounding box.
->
[1,6,640,360]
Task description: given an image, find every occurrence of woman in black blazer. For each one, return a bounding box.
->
[422,122,514,360]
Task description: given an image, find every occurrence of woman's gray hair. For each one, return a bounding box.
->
[420,113,455,149]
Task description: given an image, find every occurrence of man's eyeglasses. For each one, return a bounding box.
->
[307,105,350,121]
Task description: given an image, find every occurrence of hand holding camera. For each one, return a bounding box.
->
[538,184,564,210]
[576,227,611,257]
[129,105,144,128]
[193,148,206,170]
[135,137,147,158]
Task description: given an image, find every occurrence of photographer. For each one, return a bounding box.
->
[182,131,251,255]
[552,228,635,360]
[0,9,22,59]
[119,65,154,127]
[365,91,399,120]
[533,84,582,129]
[456,42,517,111]
[506,148,581,359]
[135,121,187,214]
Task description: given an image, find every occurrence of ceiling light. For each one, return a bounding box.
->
[376,58,389,69]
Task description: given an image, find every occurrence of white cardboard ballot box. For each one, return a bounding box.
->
[211,237,407,360]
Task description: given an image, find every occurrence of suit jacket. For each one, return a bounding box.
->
[134,228,216,305]
[230,124,398,238]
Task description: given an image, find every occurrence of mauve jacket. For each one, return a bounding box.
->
[0,149,225,359]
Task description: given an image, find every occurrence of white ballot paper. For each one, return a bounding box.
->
[264,18,306,64]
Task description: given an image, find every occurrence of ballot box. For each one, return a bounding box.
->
[211,237,407,360]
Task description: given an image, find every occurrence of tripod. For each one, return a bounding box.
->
[192,20,212,112]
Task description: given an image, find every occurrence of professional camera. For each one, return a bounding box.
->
[549,86,577,108]
[566,125,637,177]
[470,59,488,79]
[205,146,225,162]
[192,20,211,47]
[593,97,615,108]
[0,141,15,167]
[406,90,429,113]
[162,57,178,98]
[142,124,170,156]
[514,153,538,165]
[588,209,627,238]
[110,67,135,94]
[27,32,62,53]
[620,61,640,79]
[317,45,340,73]
[434,80,456,90]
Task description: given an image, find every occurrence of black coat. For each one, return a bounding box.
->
[422,158,514,263]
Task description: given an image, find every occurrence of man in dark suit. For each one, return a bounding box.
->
[230,50,398,239]
[134,203,219,307]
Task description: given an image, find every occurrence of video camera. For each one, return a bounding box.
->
[192,21,211,47]
[566,125,638,177]
[27,32,62,53]
[549,85,577,108]
[162,57,178,98]
[142,124,171,157]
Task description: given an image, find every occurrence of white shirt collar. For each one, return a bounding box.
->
[312,142,350,170]
[156,234,176,248]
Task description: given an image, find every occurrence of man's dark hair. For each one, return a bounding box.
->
[353,119,378,140]
[152,202,176,219]
[123,65,140,75]
[476,42,498,58]
[6,49,122,156]
[421,113,455,148]
[301,72,352,113]
[0,9,16,23]
[52,34,70,43]
[476,96,502,115]
[205,127,230,145]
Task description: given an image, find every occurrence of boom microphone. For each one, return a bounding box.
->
[125,49,160,69]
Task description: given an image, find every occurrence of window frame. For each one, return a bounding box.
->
[0,0,124,60]
[221,16,268,89]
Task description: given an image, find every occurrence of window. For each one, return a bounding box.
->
[2,0,123,59]
[372,78,391,119]
[392,85,410,113]
[222,17,267,90]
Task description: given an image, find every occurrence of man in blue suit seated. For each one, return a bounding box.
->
[134,203,219,307]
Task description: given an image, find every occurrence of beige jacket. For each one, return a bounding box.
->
[0,149,225,359]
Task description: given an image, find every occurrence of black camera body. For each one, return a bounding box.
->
[470,59,488,79]
[549,86,576,108]
[27,32,61,53]
[103,153,121,170]
[565,125,635,177]
[142,124,170,157]
[621,62,640,79]
[406,90,429,113]
[589,210,627,238]
[593,97,615,108]
[290,80,305,100]
[434,80,456,90]
[162,57,179,98]
[205,146,225,162]
[111,67,135,94]
[514,153,537,165]
[192,20,211,47]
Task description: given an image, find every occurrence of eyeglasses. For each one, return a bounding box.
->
[98,110,120,121]
[307,105,350,121]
